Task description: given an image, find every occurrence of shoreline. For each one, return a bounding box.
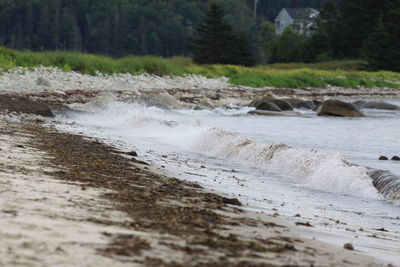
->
[0,67,399,265]
[1,67,399,110]
[0,109,384,266]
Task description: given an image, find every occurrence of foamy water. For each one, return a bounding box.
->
[54,99,400,264]
[193,128,382,199]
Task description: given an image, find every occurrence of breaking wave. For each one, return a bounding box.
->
[193,128,384,199]
[64,101,400,202]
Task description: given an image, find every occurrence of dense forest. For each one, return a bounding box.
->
[249,0,333,20]
[0,0,333,57]
[0,0,398,71]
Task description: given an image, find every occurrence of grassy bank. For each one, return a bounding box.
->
[1,47,399,89]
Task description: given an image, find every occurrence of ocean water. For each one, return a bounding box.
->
[55,99,400,264]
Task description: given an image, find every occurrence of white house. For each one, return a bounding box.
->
[275,8,320,35]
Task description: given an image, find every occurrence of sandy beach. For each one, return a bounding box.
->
[0,68,398,266]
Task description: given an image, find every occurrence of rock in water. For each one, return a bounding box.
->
[352,100,366,109]
[248,110,300,116]
[391,156,400,161]
[361,101,400,110]
[295,100,315,110]
[261,97,293,111]
[317,100,365,117]
[249,97,294,112]
[379,156,389,160]
[313,100,322,106]
[252,101,282,112]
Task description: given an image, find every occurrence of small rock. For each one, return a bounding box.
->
[221,197,242,206]
[379,156,389,160]
[36,77,51,87]
[295,222,312,227]
[127,151,138,157]
[343,243,354,250]
[198,97,214,109]
[391,156,400,161]
[374,227,388,232]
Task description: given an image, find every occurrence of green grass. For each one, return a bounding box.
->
[0,47,399,89]
[255,60,369,71]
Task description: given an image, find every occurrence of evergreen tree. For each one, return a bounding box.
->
[187,3,254,66]
[314,2,342,57]
[302,31,331,62]
[257,20,276,63]
[320,0,388,58]
[269,27,306,63]
[363,1,400,71]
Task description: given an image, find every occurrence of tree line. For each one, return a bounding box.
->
[0,0,398,71]
[316,0,400,71]
[0,0,331,58]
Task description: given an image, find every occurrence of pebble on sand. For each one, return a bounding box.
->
[343,243,354,250]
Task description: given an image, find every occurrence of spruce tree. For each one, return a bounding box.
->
[363,2,400,71]
[329,0,387,58]
[302,31,331,62]
[187,3,254,66]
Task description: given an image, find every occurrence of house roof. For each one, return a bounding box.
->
[284,8,319,20]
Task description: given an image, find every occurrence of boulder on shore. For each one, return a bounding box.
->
[317,100,365,117]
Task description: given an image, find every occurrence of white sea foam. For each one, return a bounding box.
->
[63,101,394,200]
[193,128,381,199]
